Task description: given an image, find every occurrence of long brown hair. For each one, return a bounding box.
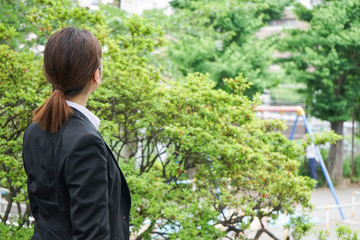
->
[33,27,102,133]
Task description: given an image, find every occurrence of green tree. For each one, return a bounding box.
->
[279,0,360,184]
[0,1,320,239]
[0,0,43,50]
[143,0,291,96]
[0,25,46,226]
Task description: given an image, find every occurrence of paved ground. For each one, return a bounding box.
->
[245,183,360,240]
[306,183,360,240]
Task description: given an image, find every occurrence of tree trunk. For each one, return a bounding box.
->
[328,120,344,184]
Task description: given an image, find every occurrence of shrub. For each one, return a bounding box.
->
[336,224,359,240]
[0,222,34,240]
[343,154,360,181]
[0,1,318,239]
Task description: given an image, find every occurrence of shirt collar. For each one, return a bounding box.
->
[66,100,100,130]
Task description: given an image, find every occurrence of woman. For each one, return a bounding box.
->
[23,27,131,240]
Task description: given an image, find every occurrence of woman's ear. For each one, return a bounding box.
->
[93,68,101,83]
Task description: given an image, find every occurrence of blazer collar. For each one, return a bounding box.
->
[66,101,100,130]
[71,108,99,132]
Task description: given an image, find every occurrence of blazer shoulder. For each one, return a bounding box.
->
[24,122,40,137]
[23,122,45,146]
[62,116,105,152]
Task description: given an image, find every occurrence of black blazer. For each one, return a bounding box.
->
[23,108,131,240]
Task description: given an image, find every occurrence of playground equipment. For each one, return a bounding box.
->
[352,191,360,218]
[315,190,360,230]
[256,106,346,220]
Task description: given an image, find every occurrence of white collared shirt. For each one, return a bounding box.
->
[66,100,100,130]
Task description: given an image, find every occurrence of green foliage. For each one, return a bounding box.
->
[99,4,128,37]
[280,0,360,123]
[270,87,305,105]
[27,0,105,37]
[143,0,292,95]
[0,24,16,41]
[0,222,34,240]
[279,0,360,183]
[318,229,330,240]
[0,38,46,224]
[343,154,360,181]
[292,2,313,22]
[0,1,318,239]
[0,0,38,49]
[306,131,342,146]
[336,224,359,240]
[285,215,314,240]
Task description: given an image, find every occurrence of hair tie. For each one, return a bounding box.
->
[54,86,65,93]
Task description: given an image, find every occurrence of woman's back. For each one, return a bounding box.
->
[23,109,131,240]
[23,27,130,240]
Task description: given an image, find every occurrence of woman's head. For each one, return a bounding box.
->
[33,27,102,133]
[44,27,102,96]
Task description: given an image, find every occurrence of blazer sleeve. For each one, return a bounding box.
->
[65,134,110,240]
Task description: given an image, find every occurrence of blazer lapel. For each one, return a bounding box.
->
[71,108,130,200]
[72,108,125,172]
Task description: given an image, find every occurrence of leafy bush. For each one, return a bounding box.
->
[0,35,45,226]
[0,1,318,239]
[336,224,359,240]
[0,222,34,240]
[285,215,314,240]
[343,154,360,181]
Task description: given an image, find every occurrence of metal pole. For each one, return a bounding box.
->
[352,192,355,218]
[326,207,330,230]
[302,114,346,220]
[289,115,299,140]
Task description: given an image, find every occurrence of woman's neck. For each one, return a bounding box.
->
[67,93,88,107]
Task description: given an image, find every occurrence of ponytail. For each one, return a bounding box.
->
[33,88,73,133]
[33,27,101,133]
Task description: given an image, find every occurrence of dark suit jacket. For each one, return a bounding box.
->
[23,108,131,240]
